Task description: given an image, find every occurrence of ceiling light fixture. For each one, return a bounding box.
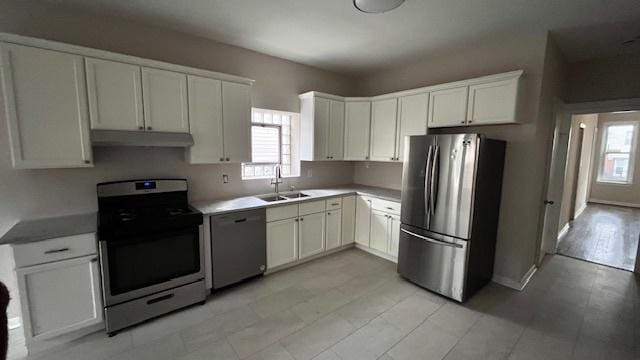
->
[353,0,405,13]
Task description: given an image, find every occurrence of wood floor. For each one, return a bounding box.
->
[557,203,640,271]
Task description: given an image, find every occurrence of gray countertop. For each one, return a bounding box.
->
[192,185,401,216]
[0,185,400,245]
[0,212,97,246]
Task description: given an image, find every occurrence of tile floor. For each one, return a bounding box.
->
[557,204,640,271]
[10,248,640,360]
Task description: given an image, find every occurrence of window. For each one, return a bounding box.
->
[242,108,300,179]
[597,122,638,184]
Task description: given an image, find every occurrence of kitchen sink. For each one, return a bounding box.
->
[280,191,311,199]
[256,194,288,202]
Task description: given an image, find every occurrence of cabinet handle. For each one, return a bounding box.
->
[226,157,230,161]
[390,157,394,160]
[44,247,70,254]
[219,157,224,161]
[331,203,339,206]
[468,120,473,123]
[84,160,91,164]
[138,126,144,130]
[386,207,394,211]
[365,156,369,160]
[300,218,304,221]
[327,212,331,215]
[460,121,465,124]
[295,218,299,222]
[91,257,98,263]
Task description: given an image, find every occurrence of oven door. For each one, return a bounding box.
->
[100,225,204,306]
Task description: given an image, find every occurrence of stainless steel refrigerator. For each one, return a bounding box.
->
[398,134,505,302]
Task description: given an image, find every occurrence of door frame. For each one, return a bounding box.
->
[539,97,640,273]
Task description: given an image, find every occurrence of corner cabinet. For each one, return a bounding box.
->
[344,101,372,161]
[354,195,401,261]
[370,98,399,162]
[186,78,251,164]
[299,92,345,161]
[0,43,93,169]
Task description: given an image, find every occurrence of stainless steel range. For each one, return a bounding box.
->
[97,179,206,335]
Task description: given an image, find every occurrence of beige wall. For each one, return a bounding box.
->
[354,32,568,284]
[568,53,640,103]
[558,114,598,231]
[589,112,640,206]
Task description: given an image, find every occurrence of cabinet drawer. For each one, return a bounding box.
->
[325,197,343,211]
[13,233,97,268]
[266,204,299,222]
[370,198,401,215]
[299,200,326,215]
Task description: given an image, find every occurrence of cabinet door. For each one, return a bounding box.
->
[370,210,389,253]
[314,97,331,160]
[396,93,428,161]
[428,86,468,128]
[370,98,398,161]
[85,58,144,131]
[344,101,371,160]
[221,82,252,162]
[341,196,356,245]
[354,196,372,246]
[328,100,345,160]
[325,209,342,250]
[299,212,325,259]
[388,214,400,257]
[1,43,93,168]
[467,78,518,125]
[141,67,189,133]
[186,76,224,164]
[16,255,102,342]
[267,218,298,269]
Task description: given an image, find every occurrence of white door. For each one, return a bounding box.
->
[341,196,356,245]
[267,217,298,269]
[314,97,331,160]
[370,210,389,253]
[344,101,371,160]
[325,209,342,250]
[467,79,518,125]
[141,67,189,132]
[388,214,401,257]
[370,98,399,161]
[16,255,102,342]
[85,58,144,131]
[186,76,224,164]
[1,43,93,169]
[355,196,372,246]
[221,82,252,162]
[299,212,326,259]
[328,100,345,160]
[396,93,428,161]
[428,86,469,128]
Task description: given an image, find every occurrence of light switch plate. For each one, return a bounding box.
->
[222,174,229,183]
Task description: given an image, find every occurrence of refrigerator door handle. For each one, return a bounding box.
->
[400,228,463,248]
[424,145,434,224]
[429,145,440,215]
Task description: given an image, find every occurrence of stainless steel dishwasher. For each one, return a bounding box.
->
[210,208,266,289]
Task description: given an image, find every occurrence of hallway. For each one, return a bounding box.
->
[557,204,640,271]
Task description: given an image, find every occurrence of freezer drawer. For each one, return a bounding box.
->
[397,224,468,301]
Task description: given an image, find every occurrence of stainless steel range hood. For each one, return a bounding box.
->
[91,130,194,147]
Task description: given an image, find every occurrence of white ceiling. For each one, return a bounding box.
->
[43,0,640,75]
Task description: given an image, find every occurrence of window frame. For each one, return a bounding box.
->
[596,121,639,185]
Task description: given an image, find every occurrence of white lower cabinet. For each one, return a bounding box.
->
[341,196,356,245]
[325,209,342,250]
[299,212,326,259]
[15,248,102,343]
[354,195,401,260]
[266,217,299,269]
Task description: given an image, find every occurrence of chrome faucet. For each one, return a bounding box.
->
[271,164,283,195]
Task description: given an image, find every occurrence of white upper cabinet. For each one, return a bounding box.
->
[299,93,345,161]
[396,93,428,161]
[221,81,252,163]
[186,76,224,164]
[467,77,519,125]
[85,58,144,131]
[344,101,372,160]
[0,43,93,169]
[370,98,399,161]
[428,86,469,128]
[141,67,189,133]
[328,100,345,160]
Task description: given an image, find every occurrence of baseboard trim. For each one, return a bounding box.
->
[588,199,640,208]
[574,203,587,218]
[557,223,570,240]
[354,244,398,263]
[492,265,537,291]
[265,243,355,275]
[8,316,21,330]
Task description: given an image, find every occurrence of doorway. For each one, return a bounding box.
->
[541,99,640,273]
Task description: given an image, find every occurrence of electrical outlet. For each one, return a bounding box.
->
[222,174,229,184]
[307,169,312,178]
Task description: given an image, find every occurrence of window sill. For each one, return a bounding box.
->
[595,180,633,186]
[241,174,300,181]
